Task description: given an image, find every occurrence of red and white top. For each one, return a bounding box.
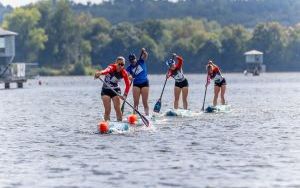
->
[167,56,186,82]
[101,64,130,95]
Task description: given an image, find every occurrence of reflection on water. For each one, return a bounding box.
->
[1,73,300,187]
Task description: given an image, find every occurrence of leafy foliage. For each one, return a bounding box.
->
[1,0,300,74]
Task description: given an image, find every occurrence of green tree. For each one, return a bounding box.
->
[285,25,300,69]
[84,17,111,65]
[39,0,85,69]
[221,25,251,71]
[250,22,288,70]
[2,7,48,62]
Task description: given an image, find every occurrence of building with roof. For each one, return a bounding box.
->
[244,50,266,76]
[0,28,27,89]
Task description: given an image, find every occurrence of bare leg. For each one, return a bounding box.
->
[133,86,141,113]
[220,85,226,105]
[182,87,189,109]
[141,87,149,115]
[174,87,181,109]
[213,86,221,106]
[102,95,111,121]
[112,96,122,121]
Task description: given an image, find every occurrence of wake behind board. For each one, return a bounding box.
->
[205,105,231,113]
[164,109,201,117]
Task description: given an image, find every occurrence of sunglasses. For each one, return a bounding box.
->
[118,63,125,67]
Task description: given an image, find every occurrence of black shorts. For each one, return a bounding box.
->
[215,78,226,87]
[101,87,121,98]
[175,79,189,88]
[133,81,149,89]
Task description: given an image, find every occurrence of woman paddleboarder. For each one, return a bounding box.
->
[126,48,149,115]
[166,53,189,110]
[94,56,130,121]
[206,60,227,106]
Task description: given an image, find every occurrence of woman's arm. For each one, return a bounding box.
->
[100,65,116,75]
[141,48,148,61]
[121,70,130,95]
[94,64,116,78]
[175,55,183,69]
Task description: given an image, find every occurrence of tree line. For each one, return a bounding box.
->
[1,0,300,75]
[72,0,300,27]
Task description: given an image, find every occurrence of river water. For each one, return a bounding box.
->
[1,73,300,188]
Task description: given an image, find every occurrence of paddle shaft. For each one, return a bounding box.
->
[201,85,208,111]
[153,55,175,113]
[201,74,209,111]
[158,77,168,100]
[99,77,149,126]
[121,50,144,113]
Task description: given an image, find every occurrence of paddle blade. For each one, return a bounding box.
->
[140,114,150,127]
[153,99,161,113]
[134,109,150,127]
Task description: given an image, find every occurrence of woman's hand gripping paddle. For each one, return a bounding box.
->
[99,77,150,127]
[121,50,144,114]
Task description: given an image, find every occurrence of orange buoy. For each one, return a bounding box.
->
[98,121,109,134]
[127,114,138,125]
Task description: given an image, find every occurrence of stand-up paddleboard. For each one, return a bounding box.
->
[164,109,201,117]
[107,121,130,133]
[205,105,231,113]
[99,121,145,134]
[98,114,151,134]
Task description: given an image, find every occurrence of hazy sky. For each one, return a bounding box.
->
[0,0,104,7]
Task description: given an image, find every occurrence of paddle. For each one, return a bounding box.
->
[98,77,150,127]
[201,73,210,111]
[153,55,175,113]
[121,50,144,114]
[153,76,168,113]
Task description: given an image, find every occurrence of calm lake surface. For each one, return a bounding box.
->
[1,73,300,188]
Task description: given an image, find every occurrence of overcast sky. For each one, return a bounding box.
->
[1,0,105,7]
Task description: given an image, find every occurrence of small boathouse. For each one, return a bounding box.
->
[0,28,27,89]
[244,50,266,76]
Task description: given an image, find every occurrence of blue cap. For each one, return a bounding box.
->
[166,59,175,67]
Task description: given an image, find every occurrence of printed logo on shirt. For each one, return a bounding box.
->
[132,65,143,76]
[105,75,119,87]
